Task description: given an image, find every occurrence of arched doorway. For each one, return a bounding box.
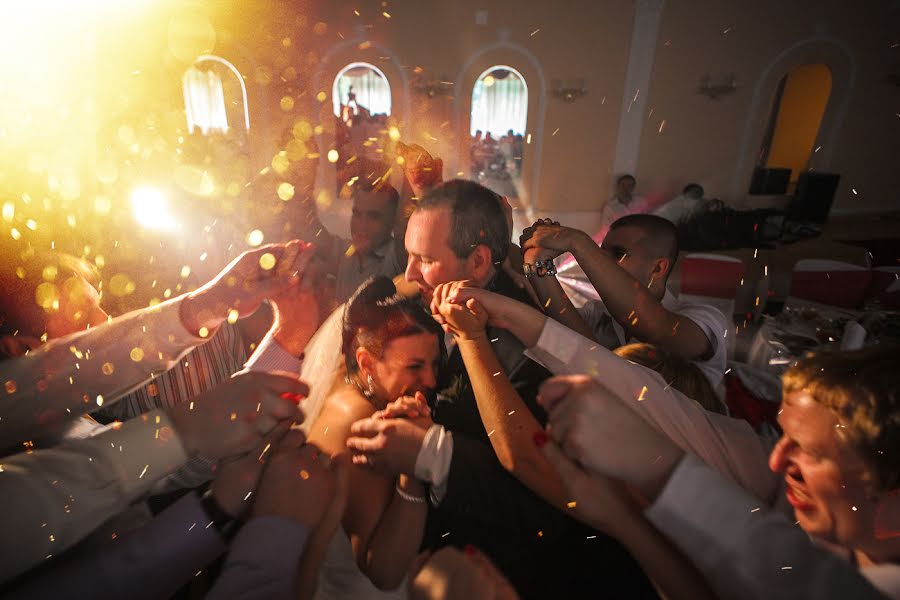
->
[469,66,527,198]
[756,64,832,190]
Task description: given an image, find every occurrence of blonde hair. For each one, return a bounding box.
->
[614,343,723,414]
[782,346,900,491]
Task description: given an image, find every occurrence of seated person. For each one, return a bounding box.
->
[538,345,900,600]
[601,174,645,232]
[653,183,705,224]
[520,214,728,386]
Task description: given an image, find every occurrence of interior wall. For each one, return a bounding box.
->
[91,0,900,222]
[636,0,900,214]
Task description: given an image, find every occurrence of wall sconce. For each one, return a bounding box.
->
[411,69,454,98]
[550,78,588,103]
[697,74,738,100]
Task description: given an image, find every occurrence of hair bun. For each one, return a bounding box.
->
[343,276,398,346]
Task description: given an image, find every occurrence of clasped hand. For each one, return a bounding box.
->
[430,281,488,341]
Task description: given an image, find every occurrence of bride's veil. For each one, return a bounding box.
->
[297,303,345,434]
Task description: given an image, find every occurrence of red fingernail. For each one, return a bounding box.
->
[280,392,304,404]
[464,544,477,556]
[532,430,548,448]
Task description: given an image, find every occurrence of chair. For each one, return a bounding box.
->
[679,254,745,358]
[679,253,745,318]
[788,259,872,310]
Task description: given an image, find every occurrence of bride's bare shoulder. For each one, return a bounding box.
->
[306,384,375,451]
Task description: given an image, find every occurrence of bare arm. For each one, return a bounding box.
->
[432,283,569,509]
[306,389,426,590]
[523,224,712,360]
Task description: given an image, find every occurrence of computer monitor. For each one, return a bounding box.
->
[749,167,792,195]
[785,172,840,225]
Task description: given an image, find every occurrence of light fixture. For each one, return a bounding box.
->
[550,78,588,103]
[697,74,738,100]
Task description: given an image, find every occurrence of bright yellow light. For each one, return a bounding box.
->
[388,126,401,142]
[483,75,495,87]
[131,188,179,232]
[327,149,340,163]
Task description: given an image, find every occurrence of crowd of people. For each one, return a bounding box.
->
[470,130,524,181]
[0,141,898,600]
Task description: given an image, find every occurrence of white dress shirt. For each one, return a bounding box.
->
[577,289,728,387]
[646,454,899,600]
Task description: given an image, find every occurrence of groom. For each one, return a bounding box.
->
[345,179,654,598]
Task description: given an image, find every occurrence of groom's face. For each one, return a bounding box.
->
[404,207,473,304]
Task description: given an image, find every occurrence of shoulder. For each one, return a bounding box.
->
[306,385,375,452]
[666,294,726,332]
[321,386,376,424]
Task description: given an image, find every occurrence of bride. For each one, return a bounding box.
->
[296,276,442,598]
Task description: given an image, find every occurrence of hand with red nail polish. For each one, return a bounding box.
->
[168,370,307,460]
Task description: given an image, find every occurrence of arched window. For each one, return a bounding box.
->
[757,63,831,187]
[332,62,392,120]
[469,66,528,194]
[182,55,250,137]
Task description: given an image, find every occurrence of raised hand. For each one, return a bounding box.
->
[268,253,326,356]
[537,375,683,499]
[398,142,443,199]
[431,281,488,341]
[180,240,317,336]
[346,417,429,476]
[168,371,307,461]
[374,391,433,431]
[440,285,517,331]
[519,219,575,263]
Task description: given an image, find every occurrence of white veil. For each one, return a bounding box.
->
[297,304,345,434]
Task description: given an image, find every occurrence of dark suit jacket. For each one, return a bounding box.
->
[424,270,656,599]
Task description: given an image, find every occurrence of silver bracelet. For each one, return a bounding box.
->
[522,259,557,278]
[395,483,427,503]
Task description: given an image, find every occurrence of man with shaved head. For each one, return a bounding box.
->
[520,213,727,387]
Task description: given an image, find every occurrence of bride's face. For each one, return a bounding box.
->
[370,332,440,402]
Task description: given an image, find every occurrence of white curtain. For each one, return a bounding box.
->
[333,65,392,117]
[470,70,527,137]
[183,66,228,135]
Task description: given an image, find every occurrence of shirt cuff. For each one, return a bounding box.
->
[524,318,576,374]
[414,425,453,505]
[243,331,303,374]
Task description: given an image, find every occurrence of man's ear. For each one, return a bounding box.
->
[467,245,494,282]
[651,257,672,281]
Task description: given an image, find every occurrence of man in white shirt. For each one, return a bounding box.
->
[601,174,645,233]
[653,183,705,224]
[521,214,728,386]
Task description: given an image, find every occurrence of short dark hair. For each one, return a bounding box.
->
[617,174,636,185]
[416,179,509,264]
[783,346,900,491]
[352,179,399,210]
[609,214,679,264]
[682,183,704,198]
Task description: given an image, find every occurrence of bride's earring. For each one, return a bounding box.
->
[367,374,375,394]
